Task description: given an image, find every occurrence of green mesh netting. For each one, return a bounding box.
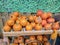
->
[0,0,60,13]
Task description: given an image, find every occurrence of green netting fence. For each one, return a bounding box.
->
[0,0,60,13]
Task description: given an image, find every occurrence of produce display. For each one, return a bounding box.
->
[11,35,51,45]
[3,10,60,32]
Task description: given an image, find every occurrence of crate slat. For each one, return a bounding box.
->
[3,30,59,36]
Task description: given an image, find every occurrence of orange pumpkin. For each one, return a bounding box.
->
[41,12,48,20]
[13,12,19,17]
[47,12,52,18]
[12,43,18,45]
[34,16,42,24]
[41,20,47,26]
[10,15,18,21]
[31,22,36,28]
[44,42,50,45]
[37,35,43,41]
[32,42,38,45]
[36,10,43,16]
[43,36,48,42]
[7,19,14,26]
[26,24,32,31]
[30,35,35,41]
[3,25,11,32]
[25,39,30,43]
[14,38,18,44]
[21,15,27,19]
[52,22,59,30]
[47,17,55,23]
[35,24,42,30]
[16,19,20,24]
[44,23,52,30]
[28,15,34,22]
[20,18,27,26]
[13,23,22,31]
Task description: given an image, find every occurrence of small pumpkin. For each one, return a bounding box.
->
[26,24,32,31]
[35,24,42,30]
[41,20,47,26]
[10,15,18,21]
[32,42,38,45]
[47,17,55,23]
[13,12,19,17]
[43,36,48,42]
[12,43,18,45]
[44,42,50,45]
[3,25,11,32]
[52,22,59,30]
[13,23,22,31]
[44,23,52,30]
[30,35,35,41]
[21,15,27,19]
[36,10,43,16]
[41,12,48,20]
[7,19,14,26]
[28,15,34,22]
[47,12,52,18]
[37,35,43,42]
[14,38,18,44]
[16,19,20,24]
[31,22,36,28]
[34,16,42,24]
[25,39,30,43]
[20,18,27,26]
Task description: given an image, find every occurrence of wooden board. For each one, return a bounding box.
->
[3,30,60,36]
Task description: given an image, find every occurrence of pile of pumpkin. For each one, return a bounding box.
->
[12,35,51,45]
[3,10,60,32]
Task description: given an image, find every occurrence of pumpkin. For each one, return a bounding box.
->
[37,35,43,42]
[12,43,18,45]
[13,23,22,31]
[10,15,18,21]
[41,20,47,26]
[26,24,32,31]
[20,43,25,45]
[47,12,52,18]
[27,22,30,25]
[25,39,30,43]
[44,42,50,45]
[30,36,35,41]
[41,12,48,20]
[3,25,11,32]
[33,15,37,20]
[47,17,55,23]
[32,42,38,45]
[7,19,14,26]
[18,36,23,40]
[43,36,48,42]
[36,10,43,16]
[18,39,23,43]
[13,12,19,17]
[21,15,27,19]
[52,22,59,30]
[20,18,27,26]
[31,22,36,28]
[28,15,34,22]
[44,23,52,30]
[35,24,42,30]
[14,38,18,44]
[34,16,42,24]
[16,19,20,24]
